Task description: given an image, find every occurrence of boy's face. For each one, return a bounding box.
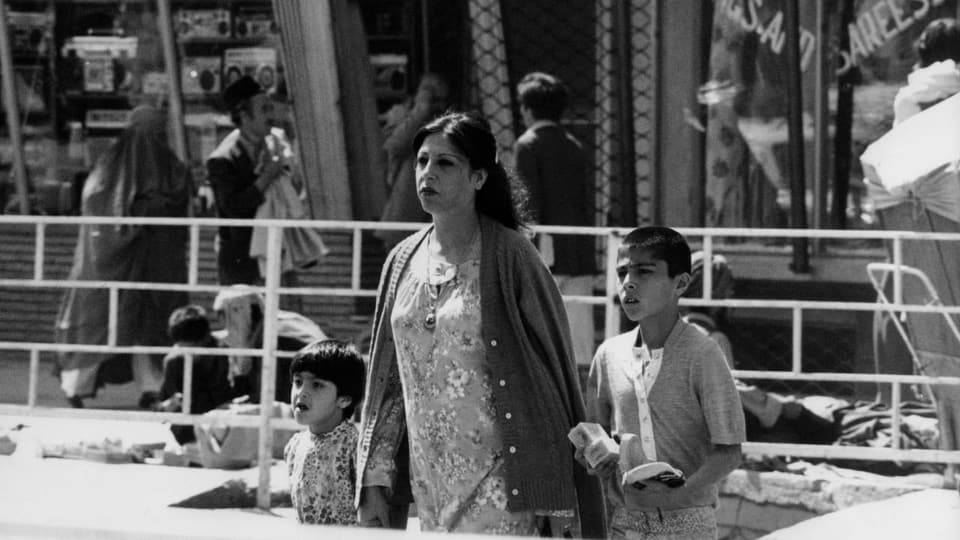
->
[291,372,350,435]
[616,244,689,323]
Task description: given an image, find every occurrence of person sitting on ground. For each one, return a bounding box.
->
[893,17,960,126]
[213,286,327,405]
[155,304,232,445]
[681,251,838,445]
[285,339,365,526]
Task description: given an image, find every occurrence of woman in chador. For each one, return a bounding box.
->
[55,105,191,408]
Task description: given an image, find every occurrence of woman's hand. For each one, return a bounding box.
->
[358,486,390,527]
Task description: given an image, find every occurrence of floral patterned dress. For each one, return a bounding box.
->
[387,237,538,535]
[284,420,358,525]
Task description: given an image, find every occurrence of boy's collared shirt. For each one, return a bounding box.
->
[587,319,746,510]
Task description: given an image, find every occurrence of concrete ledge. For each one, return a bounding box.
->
[717,467,942,539]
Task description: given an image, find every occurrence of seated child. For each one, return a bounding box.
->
[284,339,365,526]
[156,305,232,444]
[583,227,745,539]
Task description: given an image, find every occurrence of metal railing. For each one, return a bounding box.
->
[3,215,960,508]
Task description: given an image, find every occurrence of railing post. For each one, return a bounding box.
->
[108,287,119,346]
[34,223,45,281]
[28,349,39,407]
[891,381,902,451]
[605,231,622,339]
[257,224,282,510]
[188,224,200,285]
[892,236,903,306]
[792,306,803,373]
[702,234,713,301]
[182,352,194,417]
[351,227,362,291]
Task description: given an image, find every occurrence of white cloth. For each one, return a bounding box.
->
[862,92,960,223]
[893,60,960,126]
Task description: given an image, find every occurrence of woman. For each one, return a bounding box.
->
[356,112,604,537]
[54,105,191,408]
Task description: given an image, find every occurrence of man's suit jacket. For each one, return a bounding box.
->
[515,122,597,275]
[207,129,264,284]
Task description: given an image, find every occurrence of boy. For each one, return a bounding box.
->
[156,305,232,444]
[284,339,365,525]
[584,227,745,539]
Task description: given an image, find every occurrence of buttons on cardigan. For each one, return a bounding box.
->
[511,488,519,496]
[504,412,512,420]
[509,446,516,454]
[490,339,498,347]
[499,379,506,387]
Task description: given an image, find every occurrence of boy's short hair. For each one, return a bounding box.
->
[517,72,568,122]
[290,339,365,419]
[915,18,960,67]
[168,304,211,343]
[620,226,692,277]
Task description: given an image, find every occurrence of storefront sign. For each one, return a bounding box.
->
[717,0,950,74]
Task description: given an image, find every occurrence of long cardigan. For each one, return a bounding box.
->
[356,215,605,538]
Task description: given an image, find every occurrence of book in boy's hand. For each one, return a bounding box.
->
[621,461,685,489]
[617,433,684,488]
[567,422,618,468]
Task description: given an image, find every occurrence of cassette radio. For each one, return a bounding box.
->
[175,9,231,39]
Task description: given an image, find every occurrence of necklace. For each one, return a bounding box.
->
[422,227,479,331]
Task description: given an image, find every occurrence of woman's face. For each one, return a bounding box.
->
[415,133,485,217]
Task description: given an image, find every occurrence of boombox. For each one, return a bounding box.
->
[370,53,408,102]
[83,50,114,92]
[181,56,222,95]
[234,9,277,39]
[223,47,277,91]
[175,9,231,39]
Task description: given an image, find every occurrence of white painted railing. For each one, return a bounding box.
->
[3,215,960,508]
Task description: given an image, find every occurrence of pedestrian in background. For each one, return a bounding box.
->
[514,71,598,366]
[374,72,450,250]
[55,105,191,409]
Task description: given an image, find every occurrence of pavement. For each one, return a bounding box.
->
[762,488,960,540]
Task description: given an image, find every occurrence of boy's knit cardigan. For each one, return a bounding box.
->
[356,214,605,538]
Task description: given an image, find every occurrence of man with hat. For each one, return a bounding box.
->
[207,75,286,284]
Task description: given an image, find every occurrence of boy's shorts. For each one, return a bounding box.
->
[609,505,716,540]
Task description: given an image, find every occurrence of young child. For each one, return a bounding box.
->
[156,304,232,444]
[584,227,745,539]
[284,339,365,526]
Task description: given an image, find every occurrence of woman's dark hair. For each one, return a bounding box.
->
[168,304,211,343]
[290,339,365,419]
[915,18,960,67]
[412,111,530,230]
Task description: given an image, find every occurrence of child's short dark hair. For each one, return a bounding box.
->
[168,305,211,343]
[517,72,568,121]
[290,339,365,419]
[621,226,692,277]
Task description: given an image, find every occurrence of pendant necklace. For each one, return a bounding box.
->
[423,233,441,331]
[422,227,479,331]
